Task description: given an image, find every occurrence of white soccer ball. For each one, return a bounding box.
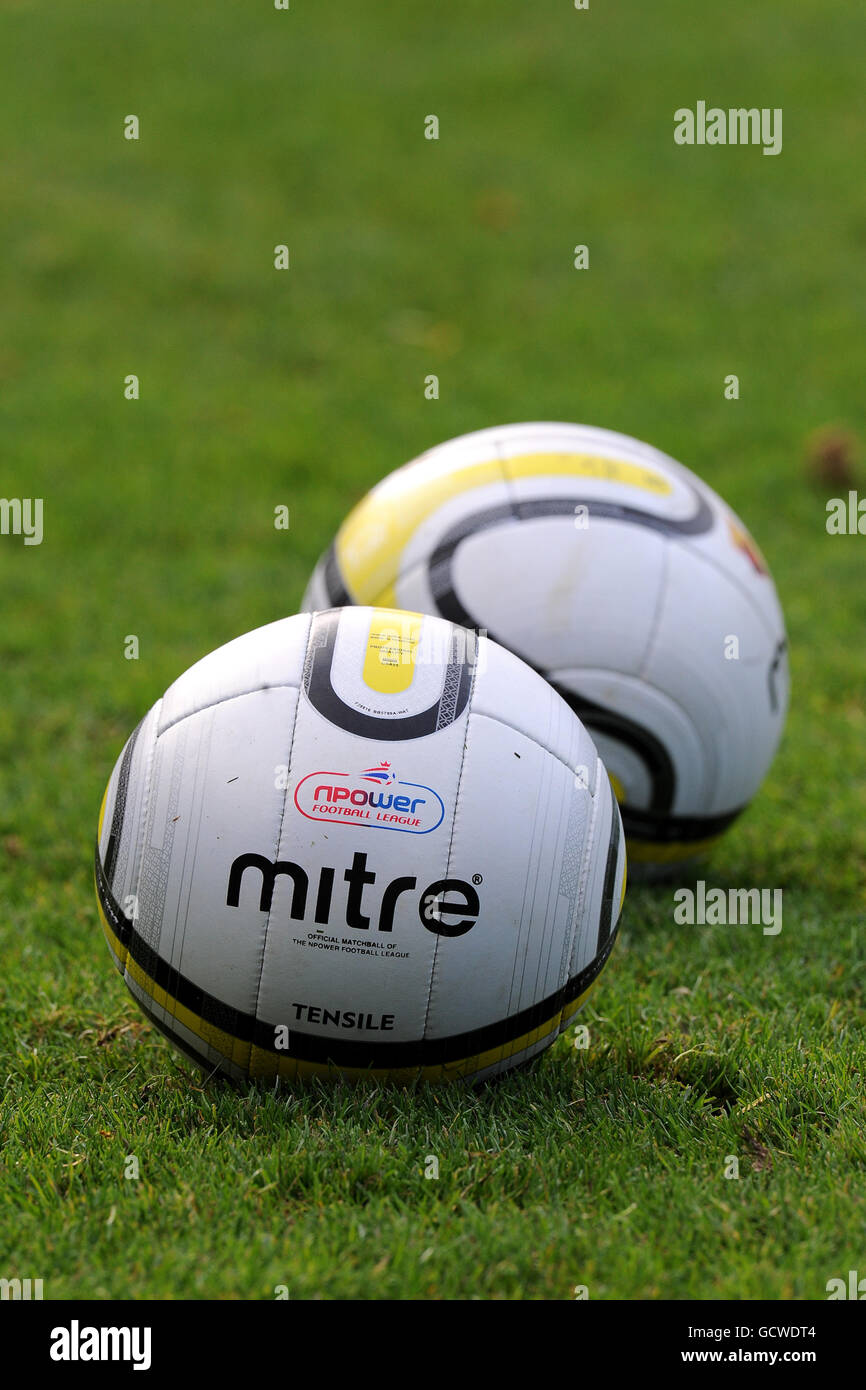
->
[304,423,789,874]
[95,606,625,1083]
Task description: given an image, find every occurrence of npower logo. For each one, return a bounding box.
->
[294,762,445,834]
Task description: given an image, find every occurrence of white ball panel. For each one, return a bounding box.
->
[449,516,667,675]
[551,666,708,814]
[644,545,787,813]
[573,768,625,981]
[423,711,594,1041]
[99,702,162,929]
[395,478,511,588]
[678,498,789,640]
[158,614,312,737]
[471,637,600,796]
[140,687,301,1015]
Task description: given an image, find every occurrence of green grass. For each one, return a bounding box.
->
[1,0,864,1300]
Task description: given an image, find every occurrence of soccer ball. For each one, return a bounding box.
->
[95,606,625,1083]
[303,423,789,873]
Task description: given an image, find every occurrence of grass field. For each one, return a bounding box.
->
[1,0,864,1300]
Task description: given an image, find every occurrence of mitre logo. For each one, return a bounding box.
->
[226,850,480,937]
[294,762,445,834]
